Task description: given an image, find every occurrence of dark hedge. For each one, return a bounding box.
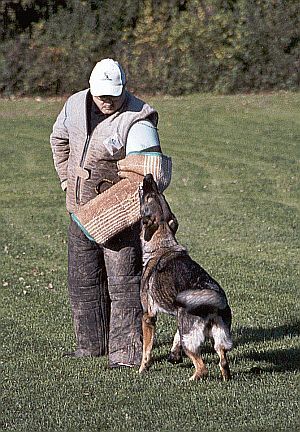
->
[0,0,299,95]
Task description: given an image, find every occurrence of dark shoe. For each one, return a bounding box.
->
[109,362,136,369]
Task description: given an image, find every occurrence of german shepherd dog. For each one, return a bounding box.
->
[139,174,233,381]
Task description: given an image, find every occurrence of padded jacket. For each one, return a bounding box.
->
[50,89,158,213]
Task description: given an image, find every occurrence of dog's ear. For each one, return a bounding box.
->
[168,216,179,234]
[143,174,159,195]
[158,194,179,234]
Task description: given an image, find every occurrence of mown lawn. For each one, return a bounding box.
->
[1,92,299,431]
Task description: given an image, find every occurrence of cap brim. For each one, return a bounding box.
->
[90,81,123,97]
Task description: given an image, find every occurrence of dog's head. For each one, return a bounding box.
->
[139,174,178,241]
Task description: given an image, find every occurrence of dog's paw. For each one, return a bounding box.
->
[139,365,148,374]
[167,351,183,364]
[221,370,231,381]
[189,368,209,381]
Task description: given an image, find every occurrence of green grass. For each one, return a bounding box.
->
[1,92,299,431]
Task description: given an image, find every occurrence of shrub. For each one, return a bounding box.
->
[1,2,103,95]
[0,0,299,95]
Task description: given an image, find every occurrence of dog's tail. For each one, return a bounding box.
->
[175,289,227,314]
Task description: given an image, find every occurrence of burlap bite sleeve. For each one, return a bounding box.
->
[73,153,172,245]
[117,153,172,192]
[73,176,142,245]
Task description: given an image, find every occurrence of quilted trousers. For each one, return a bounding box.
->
[67,219,143,366]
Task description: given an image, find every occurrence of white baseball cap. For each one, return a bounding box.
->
[89,59,126,97]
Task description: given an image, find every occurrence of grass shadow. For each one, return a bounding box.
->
[244,347,300,373]
[234,320,300,374]
[234,320,300,345]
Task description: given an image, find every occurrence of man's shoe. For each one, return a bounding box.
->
[109,362,136,369]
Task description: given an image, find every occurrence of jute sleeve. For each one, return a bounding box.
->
[72,153,172,244]
[117,153,172,192]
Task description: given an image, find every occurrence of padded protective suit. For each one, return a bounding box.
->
[68,219,143,365]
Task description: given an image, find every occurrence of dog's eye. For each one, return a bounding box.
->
[147,193,157,202]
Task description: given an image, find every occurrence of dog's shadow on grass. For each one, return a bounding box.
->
[234,320,300,373]
[243,347,300,373]
[234,320,300,346]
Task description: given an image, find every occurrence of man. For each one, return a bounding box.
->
[50,58,170,367]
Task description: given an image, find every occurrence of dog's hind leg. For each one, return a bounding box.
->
[210,319,233,381]
[184,349,209,381]
[216,346,231,381]
[168,330,183,364]
[179,315,208,381]
[139,313,156,374]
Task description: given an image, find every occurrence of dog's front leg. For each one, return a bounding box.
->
[139,313,156,374]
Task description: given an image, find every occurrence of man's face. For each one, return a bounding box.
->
[92,90,126,115]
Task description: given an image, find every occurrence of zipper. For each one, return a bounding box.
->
[75,91,123,205]
[75,92,93,205]
[75,134,91,204]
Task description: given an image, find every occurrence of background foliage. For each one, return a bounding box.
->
[0,0,299,95]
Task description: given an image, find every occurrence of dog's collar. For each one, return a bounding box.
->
[142,244,187,268]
